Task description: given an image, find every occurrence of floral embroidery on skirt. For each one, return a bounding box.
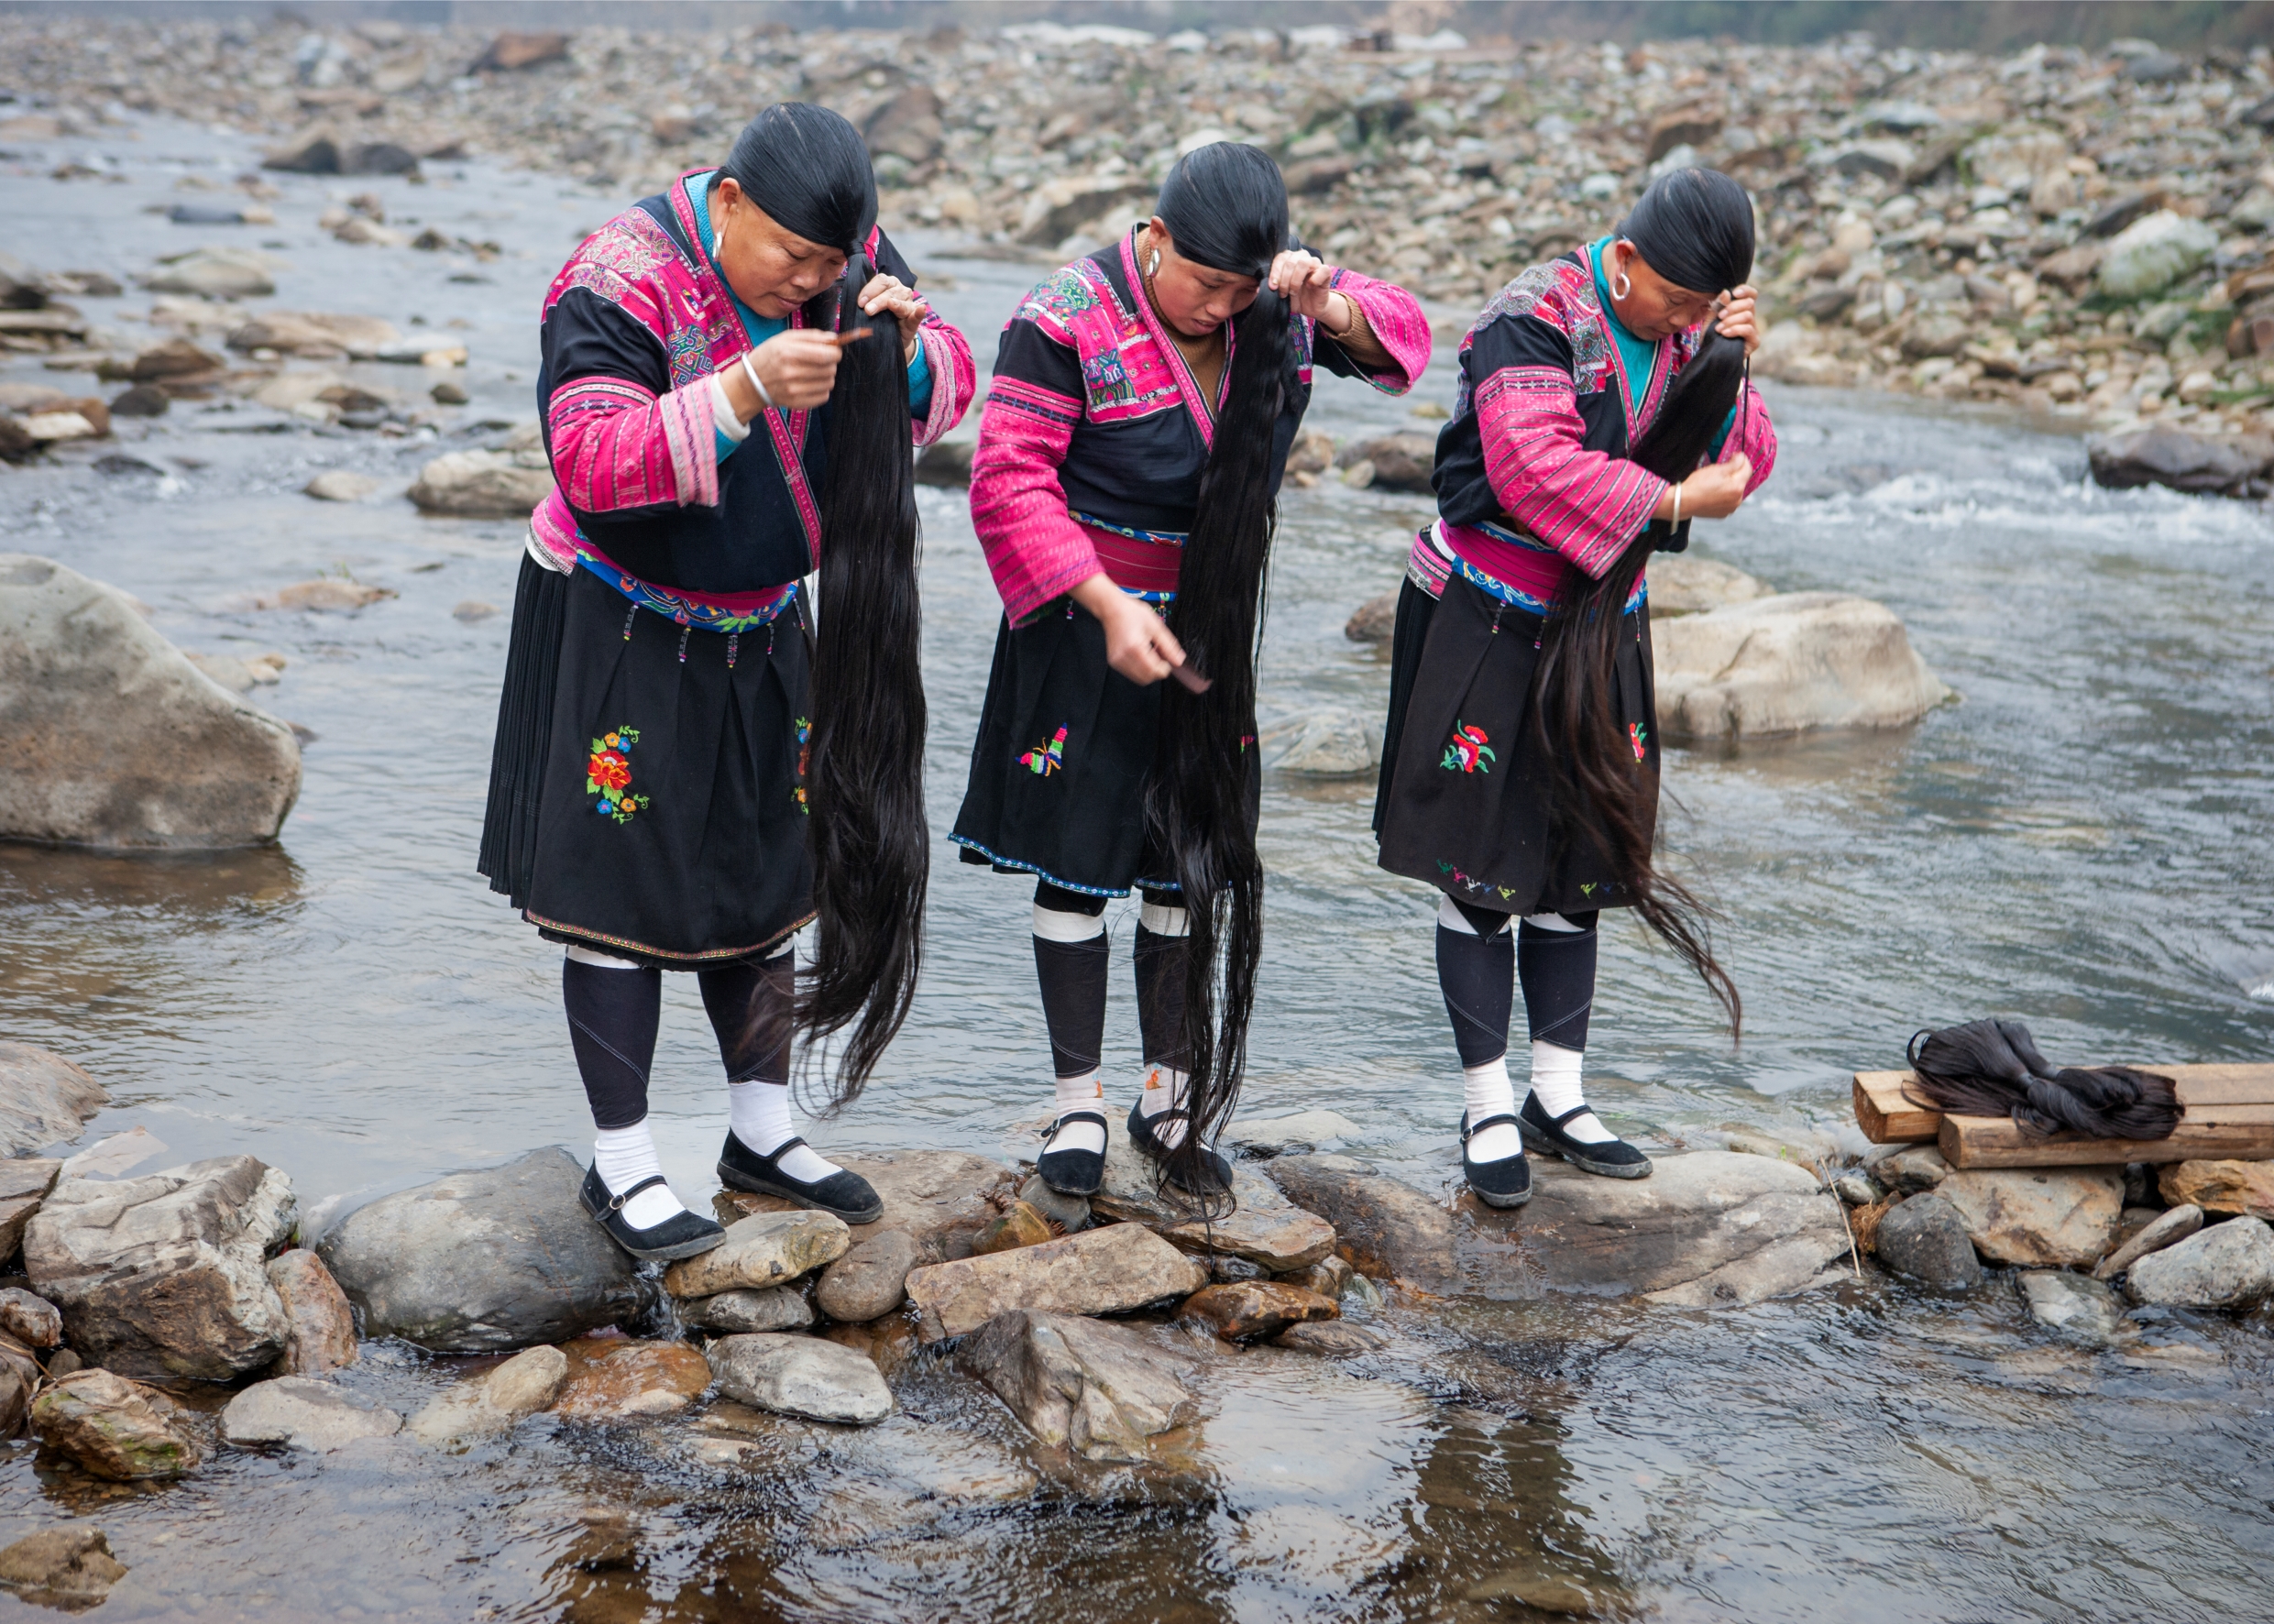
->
[588,726,652,823]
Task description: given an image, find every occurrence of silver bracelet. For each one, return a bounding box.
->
[739,349,774,412]
[1671,481,1684,527]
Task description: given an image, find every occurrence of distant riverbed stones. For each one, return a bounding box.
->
[317,1146,642,1353]
[407,447,555,518]
[0,555,302,848]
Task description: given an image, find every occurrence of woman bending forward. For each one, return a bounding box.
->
[953,143,1430,1200]
[478,104,973,1260]
[1376,168,1774,1208]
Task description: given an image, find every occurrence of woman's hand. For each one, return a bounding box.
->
[1267,249,1338,324]
[1714,285,1760,357]
[722,329,844,418]
[1071,571,1186,685]
[859,272,929,363]
[1656,452,1754,522]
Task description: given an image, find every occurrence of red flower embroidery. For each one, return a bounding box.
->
[588,751,631,792]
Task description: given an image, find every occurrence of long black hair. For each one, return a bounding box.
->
[1904,1019,2182,1140]
[723,104,928,1107]
[1532,167,1755,1033]
[1143,141,1291,1195]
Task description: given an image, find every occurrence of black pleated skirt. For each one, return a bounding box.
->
[478,556,815,967]
[949,602,1258,898]
[1373,574,1658,916]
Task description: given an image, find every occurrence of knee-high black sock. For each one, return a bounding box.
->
[698,949,793,1085]
[1517,912,1598,1051]
[1133,925,1188,1072]
[1437,898,1522,1160]
[564,957,662,1131]
[1034,934,1109,1081]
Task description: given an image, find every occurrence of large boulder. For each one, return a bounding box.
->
[1261,1155,1456,1289]
[2126,1216,2274,1310]
[0,556,302,848]
[30,1369,203,1480]
[24,1156,296,1381]
[0,1043,104,1157]
[2088,427,2274,499]
[316,1147,642,1353]
[1335,432,1435,491]
[903,1222,1208,1343]
[956,1309,1201,1462]
[1462,1152,1850,1306]
[1091,1114,1336,1272]
[407,449,555,519]
[1934,1167,2123,1267]
[1650,592,1951,741]
[1256,709,1381,778]
[1645,554,1774,616]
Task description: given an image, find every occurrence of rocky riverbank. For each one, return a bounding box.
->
[9,13,2274,452]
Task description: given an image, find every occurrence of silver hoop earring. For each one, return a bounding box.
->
[1610,269,1631,302]
[1148,250,1161,277]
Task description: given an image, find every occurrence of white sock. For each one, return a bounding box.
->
[728,1077,844,1184]
[1529,1040,1615,1144]
[1048,1070,1106,1156]
[1139,899,1188,936]
[1462,1054,1523,1162]
[593,1120,687,1230]
[1138,1064,1194,1150]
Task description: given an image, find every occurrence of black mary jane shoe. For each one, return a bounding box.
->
[1036,1110,1109,1197]
[1459,1112,1533,1209]
[578,1166,728,1263]
[1519,1092,1654,1180]
[717,1130,884,1225]
[1125,1099,1235,1198]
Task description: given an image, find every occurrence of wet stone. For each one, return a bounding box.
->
[406,448,554,518]
[1344,590,1398,642]
[2094,1204,2203,1281]
[713,1148,1019,1263]
[662,1209,850,1300]
[0,1288,61,1350]
[1283,1253,1355,1301]
[0,1154,64,1256]
[409,1344,568,1443]
[1015,1175,1091,1235]
[1936,1167,2124,1267]
[970,1200,1058,1256]
[1181,1280,1337,1343]
[31,1369,203,1481]
[2016,1271,2133,1348]
[679,1285,812,1335]
[904,1220,1209,1344]
[2126,1217,2274,1311]
[1093,1114,1336,1273]
[2158,1160,2274,1220]
[1873,1193,1983,1290]
[1872,1143,1950,1194]
[955,1309,1199,1463]
[1652,592,1950,741]
[221,1375,402,1451]
[266,1248,358,1376]
[814,1228,921,1324]
[0,1524,128,1608]
[1273,1320,1387,1356]
[303,470,379,502]
[1265,1154,1454,1289]
[550,1337,711,1420]
[705,1333,893,1427]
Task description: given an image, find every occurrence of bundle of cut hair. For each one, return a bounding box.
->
[1902,1019,2182,1140]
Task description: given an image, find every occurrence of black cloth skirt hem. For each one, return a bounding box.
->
[1373,574,1657,916]
[478,554,817,971]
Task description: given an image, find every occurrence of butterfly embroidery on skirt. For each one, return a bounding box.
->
[1441,720,1495,774]
[1629,721,1648,762]
[1019,727,1068,776]
[587,727,650,824]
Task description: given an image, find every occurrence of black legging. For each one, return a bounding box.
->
[563,949,792,1129]
[1435,902,1599,1069]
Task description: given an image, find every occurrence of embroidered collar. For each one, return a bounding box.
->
[1585,239,1672,444]
[1118,227,1231,448]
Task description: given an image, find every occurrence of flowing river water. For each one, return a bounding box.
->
[1,118,2270,1622]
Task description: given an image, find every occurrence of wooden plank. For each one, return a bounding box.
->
[1940,1113,2274,1169]
[1855,1063,2274,1147]
[1854,1071,1939,1143]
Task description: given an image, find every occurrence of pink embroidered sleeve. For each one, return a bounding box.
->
[1326,269,1433,394]
[1476,364,1666,579]
[1727,382,1777,492]
[969,331,1100,627]
[911,313,977,450]
[545,372,719,512]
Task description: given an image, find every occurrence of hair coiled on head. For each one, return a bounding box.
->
[1141,142,1291,1201]
[731,106,925,1110]
[1531,168,1756,1035]
[1904,1019,2183,1140]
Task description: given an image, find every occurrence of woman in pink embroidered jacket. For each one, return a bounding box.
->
[950,144,1431,1202]
[1374,169,1774,1210]
[476,104,975,1264]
